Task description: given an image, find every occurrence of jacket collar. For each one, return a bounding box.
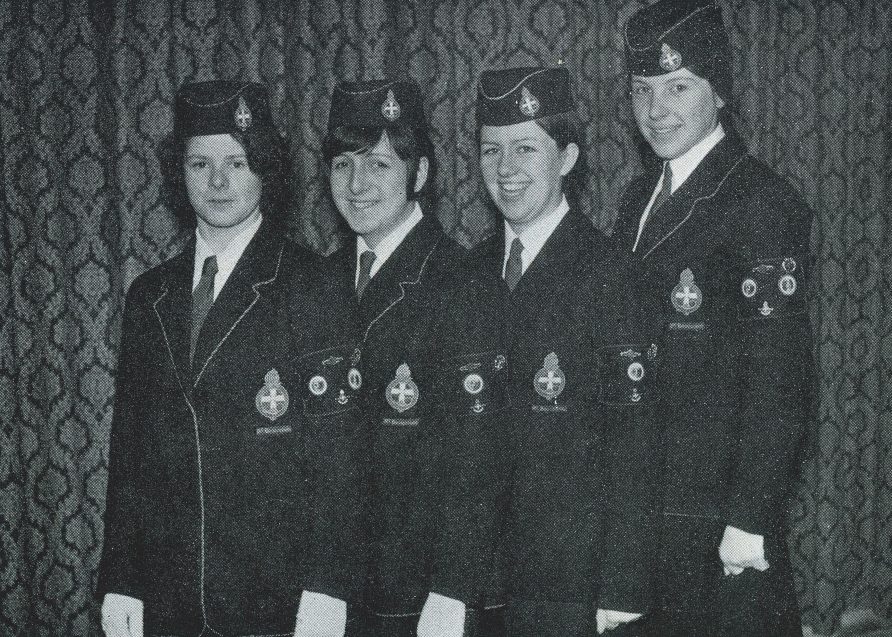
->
[635,132,749,260]
[151,218,285,389]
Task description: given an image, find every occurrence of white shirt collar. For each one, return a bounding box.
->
[193,213,262,300]
[355,202,424,283]
[632,123,725,252]
[667,122,725,193]
[503,195,570,277]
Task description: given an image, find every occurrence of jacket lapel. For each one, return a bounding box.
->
[191,219,284,386]
[151,242,194,391]
[360,215,443,339]
[637,133,749,260]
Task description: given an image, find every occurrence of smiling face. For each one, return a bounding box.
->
[329,131,429,249]
[479,120,578,232]
[630,68,724,160]
[184,133,263,236]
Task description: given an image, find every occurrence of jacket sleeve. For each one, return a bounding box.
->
[595,261,660,613]
[296,265,367,602]
[97,282,148,599]
[722,179,814,535]
[428,271,512,605]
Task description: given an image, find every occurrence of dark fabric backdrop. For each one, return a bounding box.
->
[1,0,889,634]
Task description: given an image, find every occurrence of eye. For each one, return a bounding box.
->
[230,159,248,169]
[480,146,499,156]
[372,159,392,169]
[331,158,349,170]
[668,82,690,94]
[516,145,536,154]
[186,159,207,170]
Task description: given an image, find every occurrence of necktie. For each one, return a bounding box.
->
[356,250,376,299]
[504,237,524,292]
[191,255,218,361]
[650,161,673,213]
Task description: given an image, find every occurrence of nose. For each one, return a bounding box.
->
[209,164,228,190]
[648,93,669,120]
[349,163,368,194]
[497,150,517,177]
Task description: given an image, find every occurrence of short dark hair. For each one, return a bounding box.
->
[158,127,291,228]
[321,123,436,201]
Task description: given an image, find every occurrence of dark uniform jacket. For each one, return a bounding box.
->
[328,215,509,621]
[98,219,364,637]
[469,209,659,637]
[613,131,813,635]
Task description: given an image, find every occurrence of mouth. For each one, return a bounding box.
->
[347,199,379,211]
[497,182,530,199]
[207,198,235,204]
[649,125,682,138]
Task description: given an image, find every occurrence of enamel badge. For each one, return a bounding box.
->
[659,43,682,72]
[255,369,289,421]
[234,96,253,131]
[387,363,418,413]
[519,86,541,118]
[381,89,401,121]
[464,373,484,395]
[308,374,328,396]
[534,352,565,401]
[672,268,702,315]
[348,367,362,391]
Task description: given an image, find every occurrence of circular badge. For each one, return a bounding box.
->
[308,375,328,396]
[463,373,484,395]
[782,257,797,272]
[779,274,797,296]
[627,362,645,382]
[348,367,362,391]
[741,278,758,298]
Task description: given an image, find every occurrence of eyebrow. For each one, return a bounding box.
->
[480,137,538,144]
[185,153,247,159]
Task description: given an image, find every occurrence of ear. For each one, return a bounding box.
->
[559,143,580,177]
[413,156,430,193]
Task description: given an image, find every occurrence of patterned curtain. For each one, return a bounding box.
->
[0,0,889,634]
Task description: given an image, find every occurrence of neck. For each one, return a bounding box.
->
[196,207,261,253]
[506,192,565,236]
[361,200,416,250]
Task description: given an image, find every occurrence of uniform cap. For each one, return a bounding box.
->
[477,67,573,127]
[175,80,274,138]
[328,79,426,131]
[625,0,731,101]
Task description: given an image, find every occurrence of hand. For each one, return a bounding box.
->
[719,525,770,576]
[293,590,347,637]
[596,608,642,634]
[417,592,466,637]
[101,593,144,637]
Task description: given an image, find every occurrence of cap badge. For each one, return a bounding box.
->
[534,352,565,401]
[387,363,418,413]
[381,89,401,121]
[255,369,289,421]
[671,268,702,315]
[234,95,253,131]
[741,278,758,298]
[519,86,541,118]
[659,43,683,72]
